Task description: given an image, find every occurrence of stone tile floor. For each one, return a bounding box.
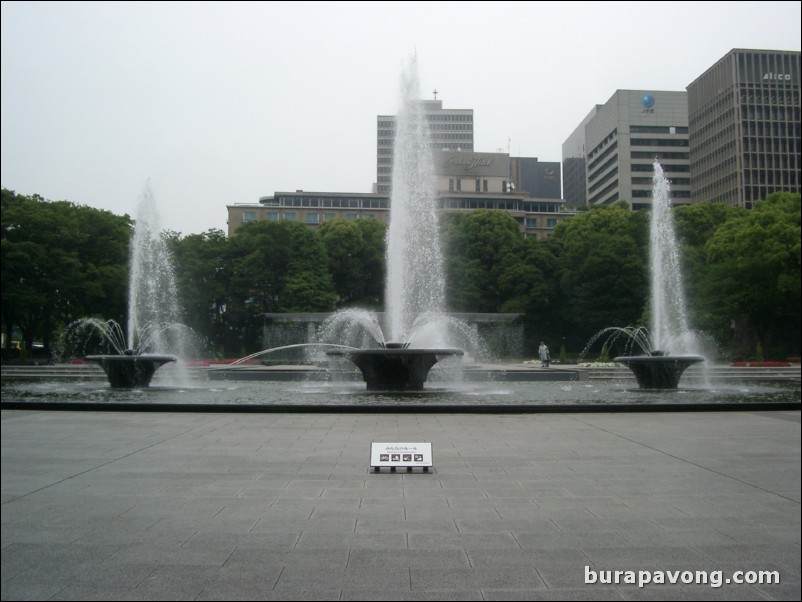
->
[2,409,799,600]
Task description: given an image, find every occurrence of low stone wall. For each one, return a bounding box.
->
[260,312,525,360]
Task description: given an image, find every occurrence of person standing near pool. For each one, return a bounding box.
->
[538,341,550,368]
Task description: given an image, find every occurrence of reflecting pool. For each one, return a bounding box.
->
[2,375,798,410]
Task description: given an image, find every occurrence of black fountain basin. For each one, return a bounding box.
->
[327,348,464,391]
[85,354,177,388]
[614,354,705,390]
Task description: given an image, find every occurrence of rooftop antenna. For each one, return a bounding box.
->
[433,89,438,100]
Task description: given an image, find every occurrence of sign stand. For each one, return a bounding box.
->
[370,442,432,473]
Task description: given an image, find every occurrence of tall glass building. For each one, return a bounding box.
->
[687,49,801,207]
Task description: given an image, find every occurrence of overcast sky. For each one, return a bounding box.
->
[2,1,800,236]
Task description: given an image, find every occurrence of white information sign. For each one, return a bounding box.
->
[370,442,433,472]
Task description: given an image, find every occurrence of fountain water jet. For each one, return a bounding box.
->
[82,183,194,387]
[325,56,464,390]
[614,162,704,389]
[384,59,445,343]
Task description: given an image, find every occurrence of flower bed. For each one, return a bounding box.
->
[730,361,792,367]
[576,362,620,368]
[184,359,259,366]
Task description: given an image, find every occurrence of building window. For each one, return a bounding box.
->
[243,211,256,222]
[284,212,296,222]
[547,218,558,228]
[305,213,320,224]
[267,212,280,221]
[483,179,488,192]
[346,213,358,220]
[525,218,538,228]
[449,179,454,191]
[475,178,481,192]
[324,213,336,221]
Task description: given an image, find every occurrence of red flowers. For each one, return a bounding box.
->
[730,361,793,367]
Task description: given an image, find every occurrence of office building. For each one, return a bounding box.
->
[687,48,801,207]
[229,97,573,239]
[512,157,562,199]
[377,99,473,193]
[562,106,600,208]
[582,90,691,210]
[226,192,389,238]
[433,150,571,239]
[228,153,572,240]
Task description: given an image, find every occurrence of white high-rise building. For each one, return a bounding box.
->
[563,90,691,209]
[568,90,691,210]
[376,99,473,193]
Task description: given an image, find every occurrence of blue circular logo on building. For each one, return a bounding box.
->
[641,94,655,108]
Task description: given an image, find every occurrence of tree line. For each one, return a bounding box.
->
[2,187,799,361]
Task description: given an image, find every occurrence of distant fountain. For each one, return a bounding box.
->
[78,183,193,387]
[325,57,464,390]
[613,162,704,389]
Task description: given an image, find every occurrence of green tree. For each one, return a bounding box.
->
[1,189,130,357]
[318,219,364,305]
[441,210,535,312]
[167,228,232,354]
[498,238,557,317]
[703,192,801,359]
[550,203,649,350]
[283,224,339,311]
[672,201,747,349]
[318,218,387,307]
[353,218,387,306]
[225,221,336,353]
[441,210,559,356]
[441,212,492,311]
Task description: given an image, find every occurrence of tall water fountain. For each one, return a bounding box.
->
[325,57,464,390]
[384,60,445,343]
[80,183,189,387]
[614,162,704,389]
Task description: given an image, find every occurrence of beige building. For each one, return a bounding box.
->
[228,153,574,240]
[434,150,510,194]
[230,95,572,239]
[687,48,801,207]
[226,192,389,238]
[583,90,691,209]
[432,150,572,239]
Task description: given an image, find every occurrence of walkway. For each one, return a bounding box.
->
[2,408,799,600]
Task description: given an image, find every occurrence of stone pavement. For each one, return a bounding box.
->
[1,409,800,601]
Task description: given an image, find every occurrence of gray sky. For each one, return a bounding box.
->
[2,1,800,236]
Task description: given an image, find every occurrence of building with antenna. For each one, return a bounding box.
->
[376,98,474,193]
[228,96,572,239]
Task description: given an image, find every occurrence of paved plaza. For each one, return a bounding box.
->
[2,408,800,600]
